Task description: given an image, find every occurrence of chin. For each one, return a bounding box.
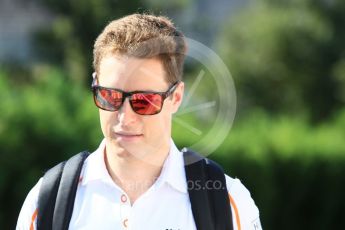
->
[116,141,148,159]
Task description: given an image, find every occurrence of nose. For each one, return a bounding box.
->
[117,98,138,125]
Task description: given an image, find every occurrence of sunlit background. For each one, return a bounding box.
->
[1,0,345,229]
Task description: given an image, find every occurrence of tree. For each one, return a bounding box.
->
[217,0,345,122]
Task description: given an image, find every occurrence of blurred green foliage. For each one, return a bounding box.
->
[218,0,345,122]
[214,1,345,227]
[211,110,345,229]
[0,67,102,229]
[1,0,345,229]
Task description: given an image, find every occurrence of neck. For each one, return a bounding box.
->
[104,140,170,204]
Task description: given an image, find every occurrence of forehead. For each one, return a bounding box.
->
[98,54,169,91]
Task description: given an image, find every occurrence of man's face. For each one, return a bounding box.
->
[97,54,184,162]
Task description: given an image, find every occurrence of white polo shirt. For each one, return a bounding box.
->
[16,139,262,230]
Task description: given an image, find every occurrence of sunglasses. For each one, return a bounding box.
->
[91,76,180,115]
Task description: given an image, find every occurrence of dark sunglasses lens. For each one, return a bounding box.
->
[131,93,163,115]
[94,88,123,111]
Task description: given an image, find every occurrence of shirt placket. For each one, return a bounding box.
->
[119,193,131,230]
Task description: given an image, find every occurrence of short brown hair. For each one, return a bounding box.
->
[93,13,187,84]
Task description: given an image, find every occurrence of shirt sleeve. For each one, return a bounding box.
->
[225,175,263,230]
[16,178,42,230]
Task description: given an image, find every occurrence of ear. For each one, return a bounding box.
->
[171,81,184,114]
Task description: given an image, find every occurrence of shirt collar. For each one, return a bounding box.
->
[81,139,114,186]
[155,139,188,193]
[81,138,188,194]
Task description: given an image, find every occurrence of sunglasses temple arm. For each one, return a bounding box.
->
[167,81,179,97]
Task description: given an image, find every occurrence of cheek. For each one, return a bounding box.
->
[99,110,118,136]
[143,111,172,141]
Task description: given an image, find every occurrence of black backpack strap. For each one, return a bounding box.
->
[37,162,65,230]
[183,148,233,230]
[37,151,89,230]
[183,149,214,230]
[205,158,233,230]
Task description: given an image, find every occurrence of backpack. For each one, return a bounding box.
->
[36,148,233,230]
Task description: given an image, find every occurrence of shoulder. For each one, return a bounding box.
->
[225,174,263,230]
[16,178,43,230]
[16,152,89,230]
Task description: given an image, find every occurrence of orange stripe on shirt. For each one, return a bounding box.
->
[30,208,38,230]
[229,193,241,230]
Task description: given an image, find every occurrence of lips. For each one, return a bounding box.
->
[115,132,142,136]
[114,131,143,141]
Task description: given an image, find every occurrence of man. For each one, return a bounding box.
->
[17,13,262,230]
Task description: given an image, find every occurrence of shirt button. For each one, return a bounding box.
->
[121,194,127,203]
[123,218,128,228]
